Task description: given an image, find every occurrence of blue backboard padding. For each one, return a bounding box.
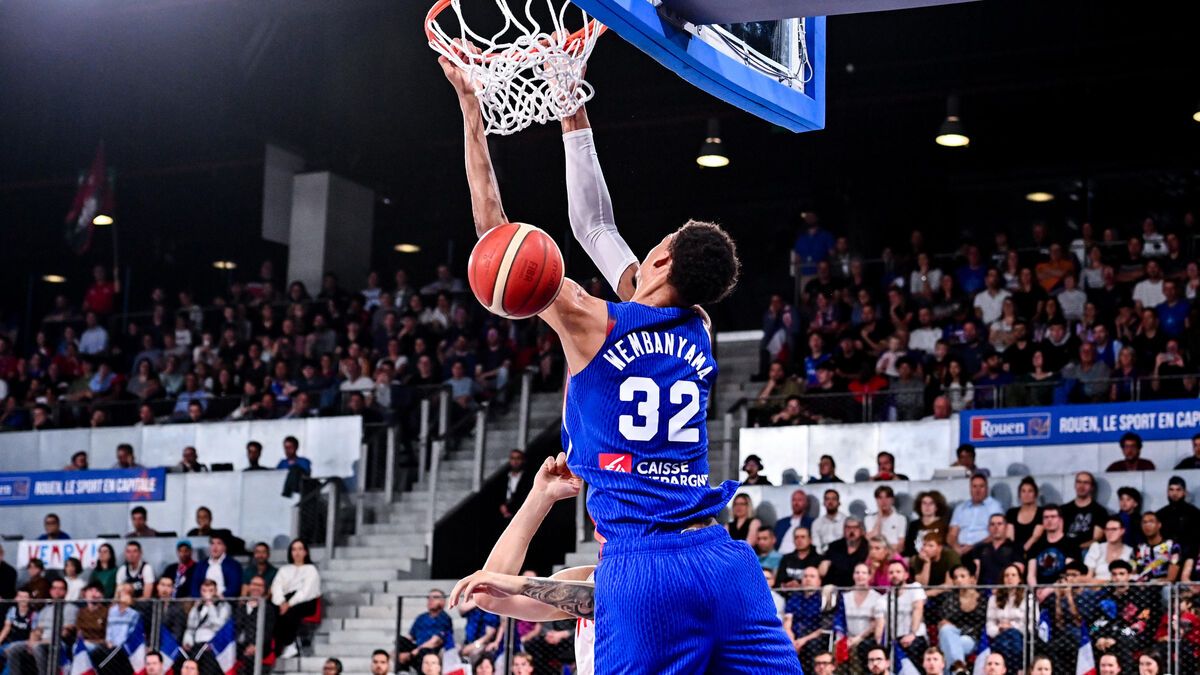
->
[572,0,825,132]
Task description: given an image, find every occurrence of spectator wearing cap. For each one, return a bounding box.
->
[948,474,1003,555]
[741,455,772,486]
[1156,476,1200,552]
[1090,560,1159,674]
[1115,487,1143,548]
[163,541,197,598]
[37,513,70,541]
[1107,432,1155,472]
[1174,432,1200,470]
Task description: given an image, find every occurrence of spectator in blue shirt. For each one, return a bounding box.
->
[947,474,1004,556]
[276,436,312,475]
[172,373,211,419]
[955,245,988,296]
[37,513,71,541]
[792,212,835,278]
[398,589,453,670]
[458,602,501,662]
[1156,280,1190,337]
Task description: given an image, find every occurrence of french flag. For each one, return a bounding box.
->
[159,626,185,674]
[1075,622,1096,675]
[124,612,148,675]
[68,637,97,675]
[442,648,467,675]
[831,597,850,664]
[893,640,920,675]
[971,630,991,675]
[209,619,239,675]
[1037,608,1052,643]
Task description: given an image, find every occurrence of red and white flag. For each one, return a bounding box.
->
[64,143,108,254]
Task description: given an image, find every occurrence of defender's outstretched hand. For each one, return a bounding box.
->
[533,452,581,502]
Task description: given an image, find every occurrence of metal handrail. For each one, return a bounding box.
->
[425,399,491,565]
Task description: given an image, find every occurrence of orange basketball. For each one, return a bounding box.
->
[468,223,565,319]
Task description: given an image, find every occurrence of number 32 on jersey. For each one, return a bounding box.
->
[617,376,700,443]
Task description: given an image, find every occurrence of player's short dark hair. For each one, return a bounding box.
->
[667,220,740,306]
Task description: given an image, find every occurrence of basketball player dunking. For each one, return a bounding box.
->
[441,55,800,674]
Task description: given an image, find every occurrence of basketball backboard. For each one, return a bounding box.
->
[572,0,977,133]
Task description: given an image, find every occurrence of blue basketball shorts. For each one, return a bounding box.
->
[593,524,803,674]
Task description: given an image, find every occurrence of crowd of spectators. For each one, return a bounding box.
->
[0,261,565,434]
[754,214,1199,424]
[0,534,322,675]
[735,439,1200,674]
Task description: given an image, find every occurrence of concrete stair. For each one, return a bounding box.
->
[275,391,563,673]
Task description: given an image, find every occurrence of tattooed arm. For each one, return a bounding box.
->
[449,568,595,621]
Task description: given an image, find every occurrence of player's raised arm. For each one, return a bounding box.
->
[440,50,507,238]
[561,106,638,301]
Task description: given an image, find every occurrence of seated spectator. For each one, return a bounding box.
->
[924,395,953,420]
[456,598,499,664]
[1134,512,1180,582]
[940,358,975,412]
[811,489,847,554]
[155,577,187,644]
[243,441,269,471]
[820,518,868,588]
[1060,472,1106,548]
[887,559,928,662]
[75,582,108,650]
[236,576,276,674]
[29,578,76,673]
[840,563,883,666]
[242,543,278,594]
[985,565,1027,673]
[904,490,949,557]
[870,451,909,482]
[948,474,1003,555]
[776,528,822,587]
[90,543,118,597]
[911,533,959,589]
[172,446,209,473]
[974,350,1014,408]
[1175,432,1200,469]
[64,451,89,471]
[741,455,772,486]
[270,539,322,659]
[63,557,86,600]
[113,443,143,469]
[498,450,533,520]
[865,647,890,675]
[171,373,211,421]
[184,579,232,667]
[755,529,782,571]
[1084,517,1134,582]
[890,358,926,421]
[726,493,761,542]
[950,443,989,478]
[865,485,906,550]
[1115,487,1143,549]
[774,490,813,553]
[126,506,159,538]
[1157,476,1200,550]
[1090,560,1159,674]
[116,541,155,600]
[22,560,49,600]
[0,590,38,673]
[1005,477,1044,554]
[937,565,987,671]
[1027,505,1081,594]
[865,536,904,589]
[277,435,312,475]
[921,647,945,675]
[782,567,833,673]
[102,584,140,668]
[909,308,943,355]
[37,513,70,541]
[397,590,452,671]
[1061,342,1111,402]
[751,362,802,425]
[1107,432,1158,472]
[769,396,807,426]
[163,542,197,598]
[443,360,480,421]
[807,455,844,485]
[191,535,242,598]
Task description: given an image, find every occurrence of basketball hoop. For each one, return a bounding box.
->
[426,0,606,136]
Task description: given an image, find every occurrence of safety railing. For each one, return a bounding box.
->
[0,595,285,675]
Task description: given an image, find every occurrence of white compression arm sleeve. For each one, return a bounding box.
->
[563,128,638,293]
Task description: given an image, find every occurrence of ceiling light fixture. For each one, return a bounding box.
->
[394,243,421,253]
[212,260,238,270]
[935,95,970,148]
[92,214,114,226]
[42,274,67,283]
[696,118,729,168]
[1025,192,1055,203]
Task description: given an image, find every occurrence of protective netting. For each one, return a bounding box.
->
[427,0,604,136]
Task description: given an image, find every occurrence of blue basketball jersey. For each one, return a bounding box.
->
[563,301,738,540]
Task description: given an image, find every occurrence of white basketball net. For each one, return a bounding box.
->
[427,0,604,136]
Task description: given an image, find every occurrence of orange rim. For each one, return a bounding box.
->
[426,0,605,60]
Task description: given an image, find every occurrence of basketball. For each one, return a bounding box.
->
[468,222,565,319]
